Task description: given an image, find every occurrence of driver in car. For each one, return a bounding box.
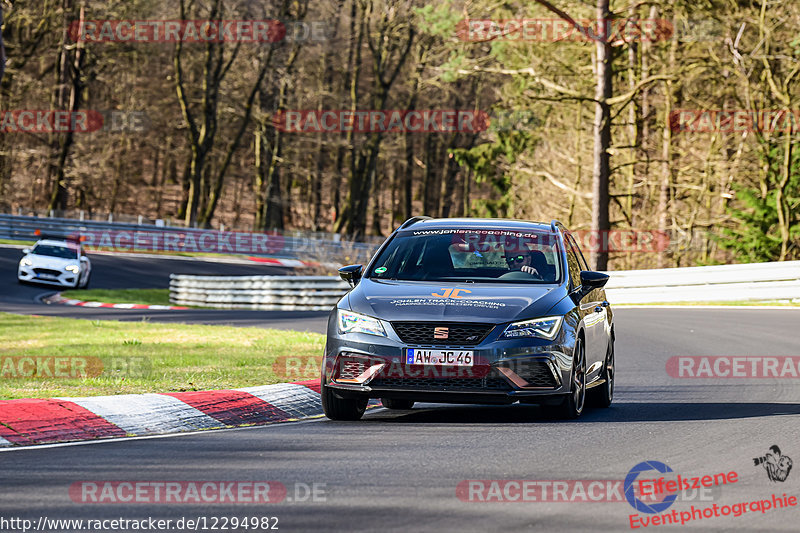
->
[505,250,540,276]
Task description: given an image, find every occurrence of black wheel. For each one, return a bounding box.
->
[381,398,414,410]
[552,337,586,419]
[590,337,614,408]
[321,380,367,420]
[80,271,90,289]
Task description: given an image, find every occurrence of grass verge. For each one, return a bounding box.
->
[61,288,172,306]
[0,239,34,246]
[0,312,324,400]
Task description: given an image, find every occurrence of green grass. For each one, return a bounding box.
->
[0,239,34,246]
[617,300,800,307]
[93,247,253,260]
[61,288,172,306]
[0,313,325,400]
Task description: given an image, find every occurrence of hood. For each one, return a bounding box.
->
[24,254,77,270]
[347,279,566,323]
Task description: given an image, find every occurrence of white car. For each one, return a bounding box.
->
[17,238,92,288]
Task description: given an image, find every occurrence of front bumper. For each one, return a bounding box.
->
[323,325,576,405]
[18,266,79,287]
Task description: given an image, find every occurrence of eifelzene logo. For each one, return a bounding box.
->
[431,288,472,299]
[433,327,449,339]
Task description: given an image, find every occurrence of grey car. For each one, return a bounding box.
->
[321,217,614,420]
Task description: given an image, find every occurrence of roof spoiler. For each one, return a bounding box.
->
[398,216,432,230]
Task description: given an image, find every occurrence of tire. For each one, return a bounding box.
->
[589,337,614,408]
[552,337,586,419]
[381,398,414,410]
[321,380,367,421]
[80,272,90,289]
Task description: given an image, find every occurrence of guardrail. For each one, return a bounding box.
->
[169,274,350,310]
[603,261,800,304]
[0,214,379,264]
[169,261,800,310]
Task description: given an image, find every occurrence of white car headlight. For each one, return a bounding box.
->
[65,265,80,273]
[501,316,563,340]
[338,310,386,337]
[20,258,33,267]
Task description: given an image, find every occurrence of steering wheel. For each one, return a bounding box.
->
[498,270,542,281]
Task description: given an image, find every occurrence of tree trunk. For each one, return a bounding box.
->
[439,143,459,218]
[776,129,792,260]
[48,1,84,212]
[403,131,415,219]
[591,0,612,270]
[657,31,677,267]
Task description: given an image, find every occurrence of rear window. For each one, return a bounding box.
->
[368,228,562,283]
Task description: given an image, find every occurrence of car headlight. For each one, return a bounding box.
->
[65,265,80,273]
[338,310,386,337]
[20,258,33,267]
[501,316,563,340]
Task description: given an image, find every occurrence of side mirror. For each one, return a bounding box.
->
[571,270,609,302]
[339,264,363,288]
[22,248,31,254]
[580,270,609,290]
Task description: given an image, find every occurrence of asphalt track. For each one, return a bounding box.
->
[2,310,800,530]
[0,247,330,332]
[1,247,799,531]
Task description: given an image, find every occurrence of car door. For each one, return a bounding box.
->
[564,237,596,369]
[564,233,604,380]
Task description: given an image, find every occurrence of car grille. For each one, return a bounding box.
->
[338,359,367,380]
[370,376,512,391]
[504,361,559,388]
[391,322,495,346]
[335,354,383,381]
[33,268,62,277]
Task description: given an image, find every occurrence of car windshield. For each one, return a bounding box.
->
[31,244,78,259]
[368,228,562,283]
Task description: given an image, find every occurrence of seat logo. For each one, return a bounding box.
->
[431,288,472,298]
[434,327,449,339]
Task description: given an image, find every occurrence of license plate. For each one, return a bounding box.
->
[36,274,57,279]
[406,349,474,366]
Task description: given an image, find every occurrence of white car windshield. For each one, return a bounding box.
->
[31,244,78,259]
